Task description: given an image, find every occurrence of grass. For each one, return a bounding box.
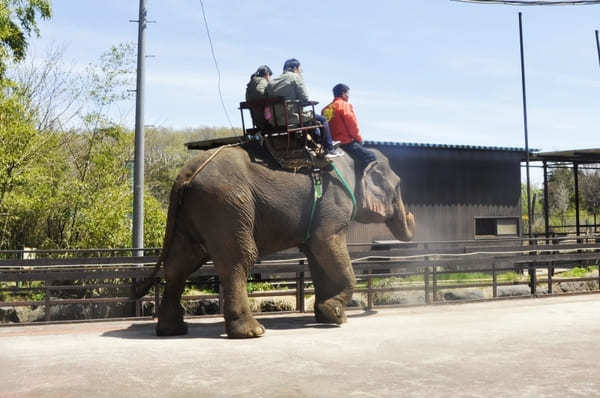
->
[365,271,523,288]
[0,281,46,302]
[247,281,288,293]
[183,286,216,296]
[558,266,598,278]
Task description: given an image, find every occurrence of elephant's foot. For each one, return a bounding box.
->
[315,299,347,324]
[156,319,188,336]
[225,314,265,338]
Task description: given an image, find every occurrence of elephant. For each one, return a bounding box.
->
[136,144,415,338]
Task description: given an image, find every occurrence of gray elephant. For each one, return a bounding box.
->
[136,145,415,338]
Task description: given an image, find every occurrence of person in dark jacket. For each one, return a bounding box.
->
[267,58,342,159]
[245,65,272,130]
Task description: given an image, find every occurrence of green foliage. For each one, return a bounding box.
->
[183,286,215,296]
[247,281,285,293]
[559,266,597,278]
[0,0,51,78]
[580,170,600,217]
[0,39,242,251]
[371,271,522,286]
[88,42,135,107]
[0,80,38,203]
[145,126,242,207]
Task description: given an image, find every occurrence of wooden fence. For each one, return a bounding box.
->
[1,235,600,324]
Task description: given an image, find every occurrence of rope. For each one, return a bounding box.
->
[183,144,239,187]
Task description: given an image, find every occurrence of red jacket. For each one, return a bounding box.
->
[321,97,362,144]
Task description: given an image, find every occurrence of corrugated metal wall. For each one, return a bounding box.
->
[347,144,522,244]
[347,204,520,243]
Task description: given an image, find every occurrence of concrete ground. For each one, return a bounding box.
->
[2,295,600,398]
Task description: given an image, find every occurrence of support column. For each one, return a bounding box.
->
[543,161,549,238]
[132,0,147,256]
[518,12,532,238]
[574,163,580,236]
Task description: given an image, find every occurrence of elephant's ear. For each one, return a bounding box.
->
[360,162,395,219]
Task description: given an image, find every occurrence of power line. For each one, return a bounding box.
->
[452,0,600,4]
[199,0,234,130]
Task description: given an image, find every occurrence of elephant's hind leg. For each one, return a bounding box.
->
[156,232,206,336]
[305,232,356,325]
[214,243,265,339]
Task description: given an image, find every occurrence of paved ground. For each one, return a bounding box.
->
[2,295,600,397]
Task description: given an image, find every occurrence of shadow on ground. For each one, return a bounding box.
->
[101,310,378,340]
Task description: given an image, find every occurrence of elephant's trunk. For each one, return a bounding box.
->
[385,189,415,242]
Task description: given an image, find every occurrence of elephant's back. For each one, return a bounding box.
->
[176,146,253,186]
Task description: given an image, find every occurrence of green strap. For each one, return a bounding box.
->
[304,163,357,242]
[304,176,322,242]
[331,162,357,221]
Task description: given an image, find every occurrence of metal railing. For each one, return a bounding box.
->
[2,235,600,324]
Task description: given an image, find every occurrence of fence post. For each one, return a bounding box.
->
[367,274,373,310]
[44,279,51,321]
[153,279,160,318]
[432,265,438,303]
[547,265,553,294]
[492,263,498,298]
[218,282,224,314]
[134,277,142,317]
[296,271,305,313]
[424,267,430,304]
[529,265,537,295]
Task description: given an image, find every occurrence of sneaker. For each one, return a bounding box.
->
[325,149,344,159]
[332,140,341,148]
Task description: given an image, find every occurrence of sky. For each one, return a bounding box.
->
[30,0,600,156]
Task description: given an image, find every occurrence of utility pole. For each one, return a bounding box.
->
[132,0,147,256]
[519,12,533,239]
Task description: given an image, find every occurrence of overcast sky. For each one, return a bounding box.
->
[31,0,600,156]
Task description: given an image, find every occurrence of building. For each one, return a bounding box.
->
[347,141,527,244]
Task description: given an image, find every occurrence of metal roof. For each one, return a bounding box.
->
[364,140,533,153]
[530,148,600,164]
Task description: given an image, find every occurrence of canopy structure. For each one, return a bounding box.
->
[527,148,600,237]
[531,148,600,164]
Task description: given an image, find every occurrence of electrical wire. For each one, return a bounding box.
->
[199,0,234,130]
[452,0,600,4]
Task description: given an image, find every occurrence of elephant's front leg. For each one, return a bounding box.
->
[215,258,265,338]
[305,232,356,324]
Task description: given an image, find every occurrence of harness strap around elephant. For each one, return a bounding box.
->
[304,162,357,242]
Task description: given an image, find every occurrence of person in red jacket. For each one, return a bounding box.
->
[322,83,376,169]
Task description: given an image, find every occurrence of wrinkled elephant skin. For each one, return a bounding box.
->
[146,146,415,338]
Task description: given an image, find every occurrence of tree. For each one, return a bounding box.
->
[1,42,167,250]
[549,179,570,227]
[0,79,51,248]
[0,0,51,78]
[145,126,242,207]
[580,169,600,230]
[10,44,85,132]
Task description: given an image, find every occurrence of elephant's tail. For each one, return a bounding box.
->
[132,181,185,300]
[132,149,226,300]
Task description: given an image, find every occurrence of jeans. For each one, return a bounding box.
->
[341,141,376,168]
[314,114,334,151]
